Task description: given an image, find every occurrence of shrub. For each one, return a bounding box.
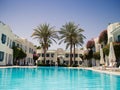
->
[83,49,93,60]
[13,46,26,60]
[113,42,120,59]
[86,40,95,49]
[93,52,100,60]
[99,30,108,45]
[33,54,39,60]
[103,44,109,56]
[103,42,120,59]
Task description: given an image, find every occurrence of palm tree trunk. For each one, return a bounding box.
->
[43,48,46,64]
[70,42,73,66]
[73,43,75,65]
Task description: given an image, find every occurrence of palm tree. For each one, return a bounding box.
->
[73,29,85,65]
[31,24,58,64]
[59,22,85,66]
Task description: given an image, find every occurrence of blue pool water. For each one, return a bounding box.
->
[0,67,120,90]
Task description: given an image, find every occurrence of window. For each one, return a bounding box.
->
[29,48,31,53]
[29,48,33,54]
[1,34,6,44]
[0,51,4,61]
[79,54,83,58]
[75,61,78,64]
[75,54,78,57]
[42,53,44,57]
[12,42,15,47]
[46,53,49,57]
[118,35,120,42]
[65,54,69,58]
[31,49,33,54]
[51,53,54,57]
[70,54,73,57]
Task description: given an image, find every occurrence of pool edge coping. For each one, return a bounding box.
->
[0,66,120,76]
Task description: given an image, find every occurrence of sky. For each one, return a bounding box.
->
[0,0,120,50]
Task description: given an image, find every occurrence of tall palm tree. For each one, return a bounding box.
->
[31,24,58,64]
[72,29,86,64]
[59,22,83,66]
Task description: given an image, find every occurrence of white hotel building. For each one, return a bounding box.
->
[93,22,120,53]
[0,21,36,66]
[0,21,14,65]
[37,48,84,65]
[107,22,120,43]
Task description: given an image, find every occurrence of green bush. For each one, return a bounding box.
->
[103,42,120,59]
[93,52,100,60]
[103,44,109,56]
[113,42,120,59]
[83,49,93,60]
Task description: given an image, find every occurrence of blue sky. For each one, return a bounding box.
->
[0,0,120,50]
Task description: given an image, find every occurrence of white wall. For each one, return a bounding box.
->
[107,22,120,43]
[0,21,36,66]
[37,48,84,65]
[0,22,14,65]
[94,37,100,52]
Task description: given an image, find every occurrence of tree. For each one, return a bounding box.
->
[13,46,19,60]
[18,48,27,59]
[59,22,85,66]
[85,40,94,67]
[72,27,85,64]
[31,24,58,64]
[33,52,39,65]
[88,49,93,60]
[103,42,120,66]
[103,42,120,59]
[114,42,120,59]
[113,42,120,66]
[99,30,108,45]
[12,46,26,65]
[59,22,75,66]
[36,46,41,49]
[103,44,109,56]
[93,52,100,60]
[86,40,95,49]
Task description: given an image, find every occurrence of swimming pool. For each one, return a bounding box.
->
[0,67,120,90]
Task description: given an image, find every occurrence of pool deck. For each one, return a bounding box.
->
[0,66,37,68]
[68,67,120,76]
[0,66,120,76]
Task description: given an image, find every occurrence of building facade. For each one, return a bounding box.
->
[107,22,120,43]
[92,22,120,53]
[37,48,84,65]
[0,21,14,65]
[0,21,36,66]
[13,36,36,65]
